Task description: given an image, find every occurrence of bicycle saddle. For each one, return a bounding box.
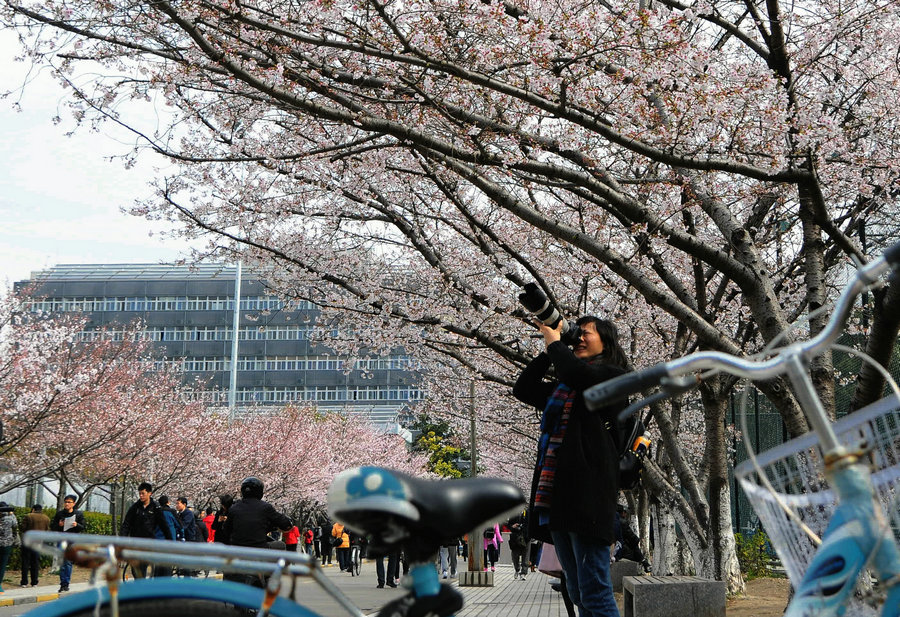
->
[327,466,525,560]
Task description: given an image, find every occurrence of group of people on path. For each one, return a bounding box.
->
[116,477,292,588]
[0,498,85,593]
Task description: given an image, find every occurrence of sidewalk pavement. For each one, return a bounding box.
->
[1,563,569,616]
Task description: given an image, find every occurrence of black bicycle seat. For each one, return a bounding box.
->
[327,467,525,559]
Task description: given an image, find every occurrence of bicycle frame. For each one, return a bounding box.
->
[23,531,455,617]
[786,461,900,616]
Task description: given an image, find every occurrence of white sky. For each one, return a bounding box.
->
[0,30,195,291]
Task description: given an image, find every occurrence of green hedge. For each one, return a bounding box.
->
[5,506,114,571]
[734,529,773,580]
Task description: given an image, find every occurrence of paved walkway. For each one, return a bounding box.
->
[1,563,568,616]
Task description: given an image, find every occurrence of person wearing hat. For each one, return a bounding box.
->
[0,502,18,594]
[20,504,51,587]
[51,495,86,592]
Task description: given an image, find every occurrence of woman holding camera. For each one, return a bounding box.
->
[513,316,631,617]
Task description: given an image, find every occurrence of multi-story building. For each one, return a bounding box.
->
[16,263,421,432]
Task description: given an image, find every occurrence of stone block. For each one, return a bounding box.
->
[623,575,725,617]
[611,559,645,592]
[459,570,494,587]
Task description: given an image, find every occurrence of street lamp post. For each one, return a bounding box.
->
[228,260,242,421]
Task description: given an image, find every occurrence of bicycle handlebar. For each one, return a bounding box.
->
[585,239,900,412]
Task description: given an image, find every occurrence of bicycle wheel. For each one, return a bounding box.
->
[352,547,361,576]
[58,598,246,617]
[25,578,306,617]
[121,563,135,582]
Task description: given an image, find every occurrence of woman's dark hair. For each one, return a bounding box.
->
[575,316,631,370]
[219,494,234,509]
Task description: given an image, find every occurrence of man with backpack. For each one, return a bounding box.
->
[157,495,185,541]
[156,495,184,576]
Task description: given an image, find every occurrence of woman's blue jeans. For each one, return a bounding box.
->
[551,530,620,617]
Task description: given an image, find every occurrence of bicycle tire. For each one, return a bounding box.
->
[59,598,246,617]
[352,548,361,577]
[26,579,287,617]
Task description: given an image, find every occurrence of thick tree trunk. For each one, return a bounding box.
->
[699,381,744,593]
[851,280,900,410]
[642,389,744,593]
[651,505,692,576]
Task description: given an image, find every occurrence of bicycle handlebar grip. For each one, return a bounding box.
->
[584,362,669,411]
[884,239,900,269]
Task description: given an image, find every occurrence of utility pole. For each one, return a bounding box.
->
[461,379,492,586]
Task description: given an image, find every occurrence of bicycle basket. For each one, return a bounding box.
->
[735,395,900,601]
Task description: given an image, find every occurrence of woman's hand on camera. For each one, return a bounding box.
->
[535,319,563,347]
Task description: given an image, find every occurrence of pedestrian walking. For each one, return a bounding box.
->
[321,521,335,566]
[19,504,50,587]
[482,523,502,572]
[507,510,530,579]
[375,550,400,588]
[211,494,233,545]
[51,495,85,592]
[120,482,174,579]
[303,526,314,554]
[202,507,216,542]
[221,477,292,588]
[438,537,459,579]
[283,525,300,552]
[0,502,19,594]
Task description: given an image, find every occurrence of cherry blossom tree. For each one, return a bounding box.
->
[0,291,208,498]
[151,404,428,514]
[1,291,427,516]
[5,0,900,589]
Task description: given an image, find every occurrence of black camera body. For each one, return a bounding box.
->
[518,283,583,347]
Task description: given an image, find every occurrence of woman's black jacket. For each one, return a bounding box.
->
[512,341,628,545]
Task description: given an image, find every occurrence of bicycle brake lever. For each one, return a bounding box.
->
[615,374,702,422]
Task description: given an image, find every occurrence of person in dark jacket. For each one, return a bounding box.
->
[120,482,173,578]
[222,478,291,549]
[51,495,86,592]
[506,510,530,580]
[157,495,183,542]
[614,505,651,573]
[175,497,198,542]
[211,494,233,545]
[222,477,292,587]
[20,504,51,587]
[513,316,630,617]
[155,495,184,577]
